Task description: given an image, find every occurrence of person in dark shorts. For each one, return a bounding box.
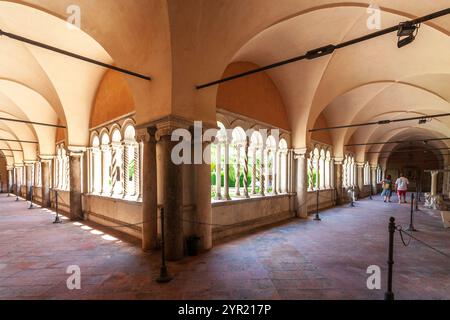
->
[380,175,393,202]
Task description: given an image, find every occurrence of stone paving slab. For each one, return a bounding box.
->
[0,193,449,300]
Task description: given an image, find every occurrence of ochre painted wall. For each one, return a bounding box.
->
[90,70,135,129]
[217,62,290,131]
[311,114,332,145]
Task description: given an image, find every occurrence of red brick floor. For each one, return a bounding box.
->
[0,192,449,300]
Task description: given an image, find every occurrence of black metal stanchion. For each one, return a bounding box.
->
[406,193,418,232]
[314,189,321,221]
[28,185,34,209]
[415,187,419,212]
[385,217,395,301]
[15,184,19,201]
[53,190,62,224]
[369,185,373,200]
[156,207,172,283]
[349,187,355,207]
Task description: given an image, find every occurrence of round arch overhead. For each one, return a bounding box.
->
[365,127,450,164]
[0,1,113,146]
[317,79,450,157]
[0,129,27,163]
[230,5,450,148]
[0,80,58,155]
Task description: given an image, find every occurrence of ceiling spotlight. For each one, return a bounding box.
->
[397,21,420,48]
[418,118,427,124]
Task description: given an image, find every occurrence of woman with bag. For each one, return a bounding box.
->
[380,175,393,202]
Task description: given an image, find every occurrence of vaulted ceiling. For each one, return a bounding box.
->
[0,0,448,169]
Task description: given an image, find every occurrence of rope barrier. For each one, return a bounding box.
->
[396,227,450,259]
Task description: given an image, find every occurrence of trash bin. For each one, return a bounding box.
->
[186,235,201,256]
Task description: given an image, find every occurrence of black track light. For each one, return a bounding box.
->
[397,21,420,48]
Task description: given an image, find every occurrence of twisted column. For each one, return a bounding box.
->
[123,143,129,197]
[214,141,222,200]
[260,146,265,196]
[251,147,257,194]
[134,142,141,198]
[223,141,231,200]
[272,149,278,195]
[235,144,241,196]
[110,144,118,195]
[243,138,249,198]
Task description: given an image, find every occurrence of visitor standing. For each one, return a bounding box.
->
[395,173,409,204]
[381,175,393,202]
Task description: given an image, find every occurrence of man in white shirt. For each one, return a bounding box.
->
[395,173,409,204]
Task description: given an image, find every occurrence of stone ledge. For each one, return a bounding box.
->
[84,193,142,206]
[212,193,292,207]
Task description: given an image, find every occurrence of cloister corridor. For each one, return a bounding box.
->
[1,192,449,300]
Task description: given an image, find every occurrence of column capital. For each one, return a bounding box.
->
[356,162,365,168]
[39,155,55,161]
[293,147,309,159]
[430,170,440,176]
[135,127,156,143]
[67,146,86,156]
[23,160,37,166]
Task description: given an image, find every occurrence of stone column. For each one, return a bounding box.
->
[285,151,290,193]
[294,148,308,218]
[251,147,257,194]
[430,170,439,196]
[122,143,129,198]
[243,138,250,198]
[223,141,231,200]
[7,168,13,194]
[214,141,222,200]
[356,163,364,196]
[156,127,184,261]
[277,151,282,193]
[194,138,213,251]
[370,165,377,195]
[68,148,85,221]
[334,159,343,205]
[14,166,19,195]
[235,144,241,196]
[260,146,266,196]
[136,142,142,199]
[137,128,158,251]
[442,166,449,196]
[100,145,109,195]
[40,158,53,208]
[272,149,278,195]
[24,162,33,198]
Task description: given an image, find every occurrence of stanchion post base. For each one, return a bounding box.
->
[156,266,172,283]
[405,226,418,232]
[53,216,63,224]
[384,292,394,300]
[313,215,321,221]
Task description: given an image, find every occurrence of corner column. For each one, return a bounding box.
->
[356,162,364,197]
[68,147,85,221]
[334,159,343,205]
[156,124,184,261]
[294,148,308,218]
[136,127,158,251]
[370,165,377,195]
[40,157,53,208]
